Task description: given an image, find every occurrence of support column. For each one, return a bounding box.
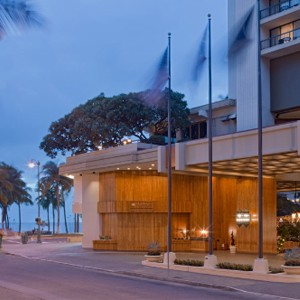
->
[81,173,100,248]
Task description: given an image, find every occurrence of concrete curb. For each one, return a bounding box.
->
[142,260,300,283]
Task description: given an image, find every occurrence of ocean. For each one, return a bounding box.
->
[7,222,82,234]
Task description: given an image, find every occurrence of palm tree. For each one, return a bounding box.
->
[40,161,73,234]
[39,186,56,233]
[0,0,43,39]
[0,162,32,232]
[15,185,32,233]
[0,167,13,228]
[59,175,72,233]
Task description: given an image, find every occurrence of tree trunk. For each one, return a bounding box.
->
[56,187,60,234]
[18,202,22,233]
[1,207,5,231]
[52,204,55,234]
[62,194,68,234]
[5,213,9,230]
[47,207,50,232]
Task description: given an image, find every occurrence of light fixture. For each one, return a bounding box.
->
[200,229,208,237]
[122,138,132,145]
[28,159,42,243]
[236,209,250,227]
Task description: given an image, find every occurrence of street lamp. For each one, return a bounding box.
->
[28,159,41,243]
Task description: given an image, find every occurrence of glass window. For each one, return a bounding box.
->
[270,0,279,6]
[199,122,207,138]
[294,20,300,30]
[191,124,199,140]
[270,27,281,46]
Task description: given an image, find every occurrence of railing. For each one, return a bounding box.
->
[261,28,300,49]
[260,0,300,19]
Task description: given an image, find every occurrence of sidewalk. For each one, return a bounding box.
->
[1,237,300,299]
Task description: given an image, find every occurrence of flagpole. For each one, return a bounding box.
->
[253,0,268,273]
[207,14,213,256]
[167,32,172,268]
[257,0,263,260]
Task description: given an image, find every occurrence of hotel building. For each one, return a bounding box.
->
[59,0,300,254]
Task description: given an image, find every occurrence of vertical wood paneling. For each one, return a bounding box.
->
[97,171,277,253]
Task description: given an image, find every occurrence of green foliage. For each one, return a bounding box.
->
[40,90,190,158]
[284,259,300,266]
[277,194,300,216]
[277,222,300,243]
[0,163,32,230]
[217,262,253,271]
[0,1,43,39]
[174,259,204,267]
[40,161,73,234]
[277,236,285,253]
[269,266,284,274]
[147,242,161,255]
[284,247,300,266]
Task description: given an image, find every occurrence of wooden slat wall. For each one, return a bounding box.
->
[213,177,237,250]
[213,177,277,254]
[97,171,277,253]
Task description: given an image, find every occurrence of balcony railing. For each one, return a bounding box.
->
[260,0,300,19]
[261,28,300,49]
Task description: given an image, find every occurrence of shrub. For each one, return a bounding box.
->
[217,262,253,271]
[284,247,300,260]
[283,247,300,266]
[147,242,161,256]
[284,259,300,266]
[174,259,204,267]
[269,266,284,274]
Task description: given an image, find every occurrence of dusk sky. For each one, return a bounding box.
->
[0,0,228,223]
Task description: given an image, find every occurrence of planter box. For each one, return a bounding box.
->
[93,240,117,250]
[229,246,236,254]
[144,254,163,263]
[282,265,300,275]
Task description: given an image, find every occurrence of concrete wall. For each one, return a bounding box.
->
[81,173,101,248]
[228,0,274,131]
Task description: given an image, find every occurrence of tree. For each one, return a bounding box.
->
[39,185,56,233]
[0,0,43,39]
[40,90,190,158]
[0,162,32,232]
[40,161,73,234]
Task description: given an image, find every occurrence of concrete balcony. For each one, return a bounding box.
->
[261,29,300,58]
[261,1,300,29]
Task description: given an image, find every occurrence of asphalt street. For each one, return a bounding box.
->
[1,237,300,299]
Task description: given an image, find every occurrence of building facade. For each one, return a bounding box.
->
[59,1,300,254]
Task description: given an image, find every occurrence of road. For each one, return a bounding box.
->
[0,252,294,300]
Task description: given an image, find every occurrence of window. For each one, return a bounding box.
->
[184,122,207,141]
[270,20,300,46]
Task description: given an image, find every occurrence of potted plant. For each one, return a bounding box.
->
[21,232,29,244]
[144,242,163,262]
[229,231,236,254]
[282,247,300,274]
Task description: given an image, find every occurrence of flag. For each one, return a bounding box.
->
[192,24,208,82]
[145,47,169,106]
[151,47,168,92]
[229,6,254,54]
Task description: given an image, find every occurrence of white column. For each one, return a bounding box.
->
[72,175,82,214]
[81,173,100,248]
[175,142,186,171]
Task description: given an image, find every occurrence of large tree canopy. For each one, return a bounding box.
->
[40,89,190,158]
